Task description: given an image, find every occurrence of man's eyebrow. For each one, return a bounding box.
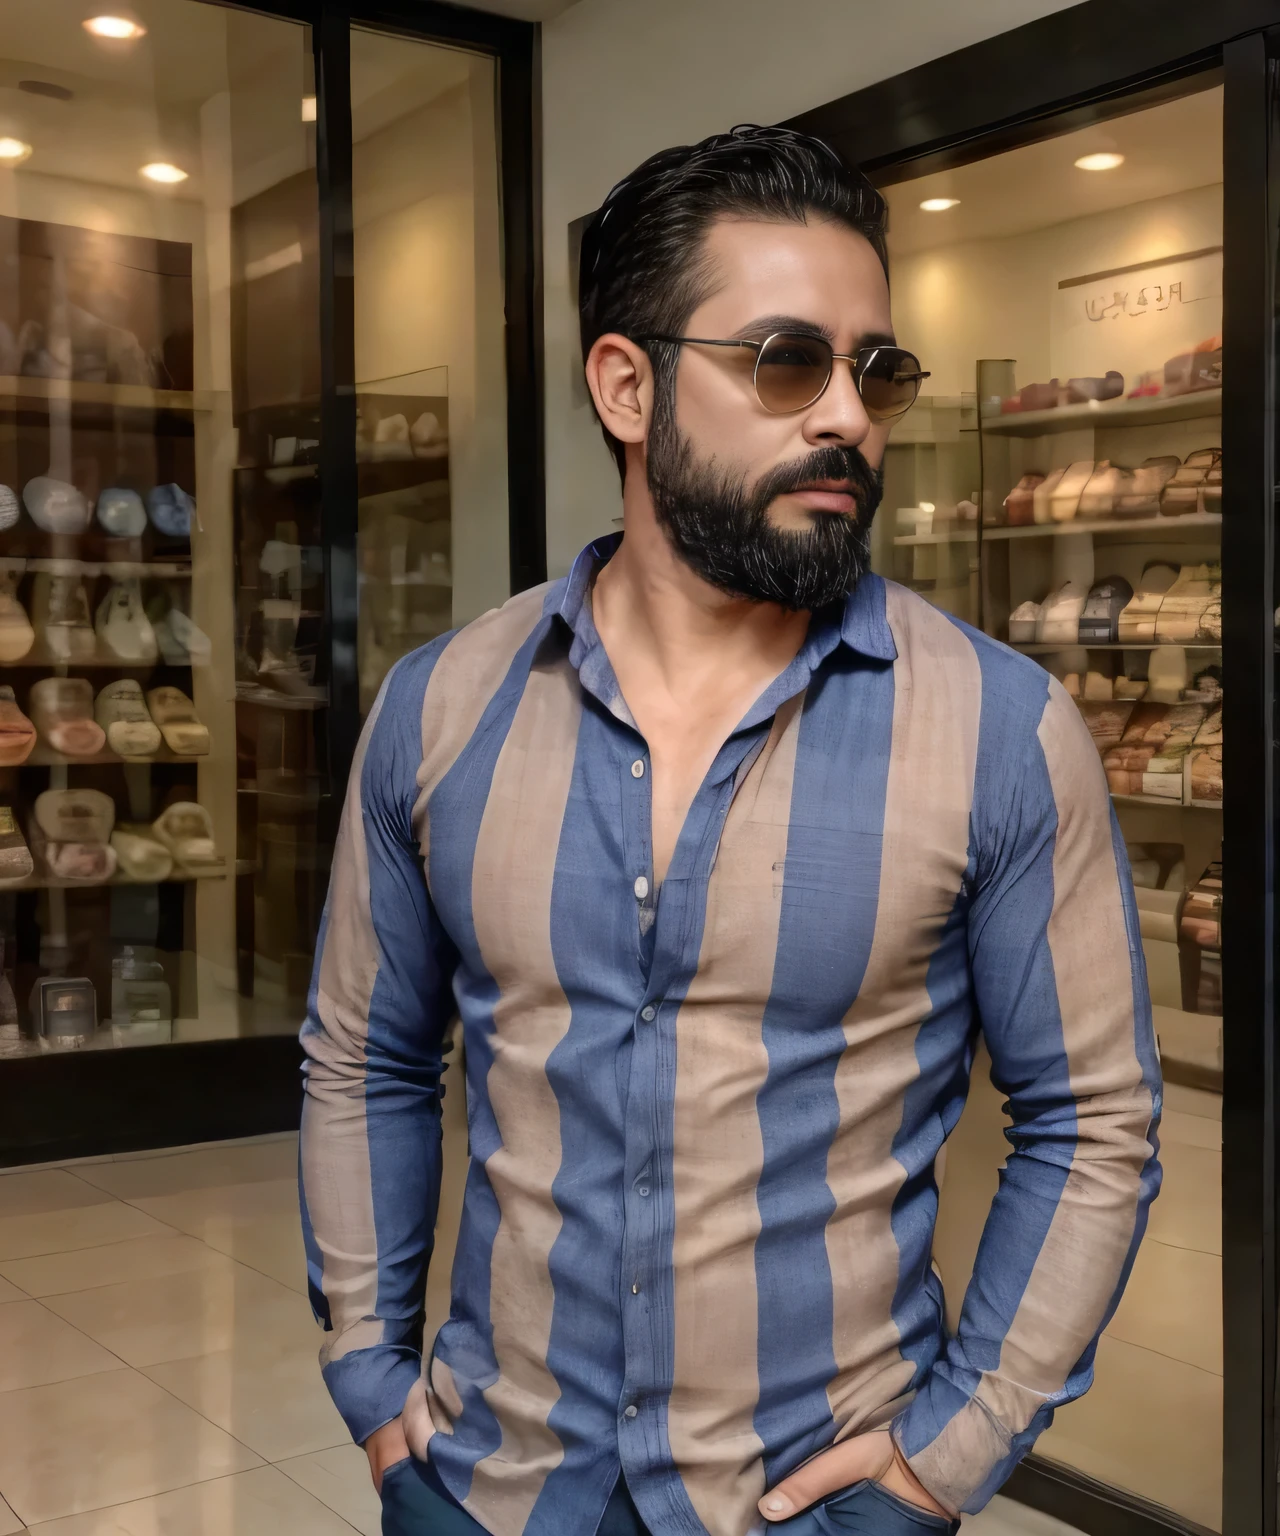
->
[730,316,899,348]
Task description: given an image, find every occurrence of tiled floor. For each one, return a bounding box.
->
[0,1089,1178,1534]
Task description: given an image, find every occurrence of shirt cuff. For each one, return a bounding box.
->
[891,1367,1019,1517]
[321,1344,423,1446]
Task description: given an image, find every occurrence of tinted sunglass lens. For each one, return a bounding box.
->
[859,347,923,420]
[755,334,832,412]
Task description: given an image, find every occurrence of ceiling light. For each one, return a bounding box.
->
[83,14,146,38]
[919,197,960,212]
[301,95,317,122]
[0,139,32,165]
[140,161,187,184]
[1074,152,1125,172]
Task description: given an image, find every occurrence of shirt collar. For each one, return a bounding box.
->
[556,533,897,726]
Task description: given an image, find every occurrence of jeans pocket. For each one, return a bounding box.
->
[379,1456,415,1504]
[816,1479,955,1536]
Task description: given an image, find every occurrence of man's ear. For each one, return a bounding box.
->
[585,333,654,449]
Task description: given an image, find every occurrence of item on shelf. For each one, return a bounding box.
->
[22,476,91,536]
[95,579,158,663]
[1118,562,1179,643]
[34,787,115,846]
[110,824,174,883]
[0,938,21,1058]
[371,413,414,461]
[30,976,97,1052]
[955,497,979,524]
[151,603,211,667]
[1065,370,1124,403]
[0,485,18,533]
[96,487,148,539]
[0,561,34,662]
[1002,472,1044,527]
[1190,744,1223,802]
[1079,576,1133,644]
[1048,460,1094,523]
[1147,645,1190,704]
[32,566,96,661]
[146,686,210,756]
[1195,703,1223,745]
[1032,467,1065,525]
[95,679,162,758]
[1103,703,1168,794]
[1078,461,1126,520]
[1127,370,1163,400]
[1203,450,1223,513]
[1115,456,1180,519]
[1083,670,1114,701]
[410,411,446,457]
[1115,676,1148,700]
[1180,859,1223,949]
[0,808,32,880]
[1008,600,1041,643]
[110,946,172,1047]
[146,483,195,538]
[1020,379,1060,411]
[1161,449,1220,517]
[0,688,36,766]
[1155,565,1218,644]
[1037,579,1089,643]
[1164,334,1223,397]
[1185,664,1223,703]
[1077,698,1134,753]
[1126,841,1185,895]
[151,800,219,869]
[29,677,107,758]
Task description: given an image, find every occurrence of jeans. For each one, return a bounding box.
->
[379,1459,960,1536]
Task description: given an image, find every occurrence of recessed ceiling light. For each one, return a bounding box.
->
[140,161,187,184]
[1075,152,1125,172]
[301,95,317,122]
[920,197,960,212]
[0,139,32,165]
[83,14,146,38]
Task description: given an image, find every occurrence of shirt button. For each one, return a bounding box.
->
[634,875,649,901]
[638,1185,650,1197]
[631,759,645,778]
[640,1004,656,1022]
[624,1404,639,1419]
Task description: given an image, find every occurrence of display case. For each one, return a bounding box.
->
[0,0,539,1163]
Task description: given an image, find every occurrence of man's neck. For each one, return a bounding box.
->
[592,487,811,707]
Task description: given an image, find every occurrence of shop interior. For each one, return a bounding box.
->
[0,1,508,1058]
[875,81,1224,1528]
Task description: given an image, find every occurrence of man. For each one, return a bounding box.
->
[300,124,1160,1536]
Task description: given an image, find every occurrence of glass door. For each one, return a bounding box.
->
[874,78,1225,1528]
[349,27,510,716]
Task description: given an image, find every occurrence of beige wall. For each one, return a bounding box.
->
[539,0,1085,578]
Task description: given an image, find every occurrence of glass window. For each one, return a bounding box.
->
[876,81,1224,1529]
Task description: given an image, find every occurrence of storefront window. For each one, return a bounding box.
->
[876,80,1224,1528]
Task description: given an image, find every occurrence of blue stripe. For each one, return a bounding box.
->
[752,656,895,1480]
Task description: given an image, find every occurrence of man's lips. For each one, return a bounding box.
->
[786,480,858,514]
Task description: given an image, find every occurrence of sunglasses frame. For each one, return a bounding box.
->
[638,332,930,419]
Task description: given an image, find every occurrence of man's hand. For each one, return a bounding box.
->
[758,1429,951,1522]
[365,1416,412,1494]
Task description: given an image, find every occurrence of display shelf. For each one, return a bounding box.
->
[980,388,1222,437]
[0,531,192,567]
[1013,641,1221,653]
[0,376,223,413]
[981,513,1221,541]
[1112,792,1222,812]
[0,860,226,890]
[893,529,978,547]
[0,645,202,669]
[23,742,209,768]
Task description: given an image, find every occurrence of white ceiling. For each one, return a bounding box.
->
[884,84,1223,256]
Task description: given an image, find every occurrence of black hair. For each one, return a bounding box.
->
[578,123,889,482]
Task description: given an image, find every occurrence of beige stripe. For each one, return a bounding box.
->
[825,585,981,1434]
[909,680,1156,1511]
[301,681,392,1367]
[667,697,803,1536]
[462,654,582,1532]
[412,583,550,860]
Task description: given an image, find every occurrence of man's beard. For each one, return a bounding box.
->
[645,409,883,612]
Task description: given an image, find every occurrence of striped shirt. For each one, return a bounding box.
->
[300,533,1161,1536]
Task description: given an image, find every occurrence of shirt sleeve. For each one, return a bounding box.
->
[892,675,1162,1514]
[299,649,460,1446]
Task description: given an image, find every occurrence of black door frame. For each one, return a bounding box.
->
[788,7,1278,1536]
[0,0,541,1167]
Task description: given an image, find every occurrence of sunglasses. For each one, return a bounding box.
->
[639,332,929,420]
